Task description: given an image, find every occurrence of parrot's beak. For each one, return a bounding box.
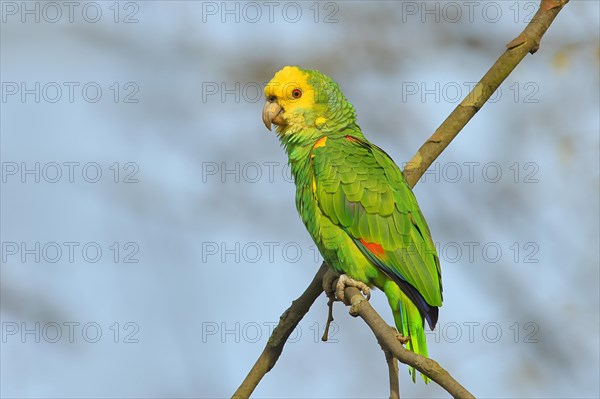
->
[262,98,284,131]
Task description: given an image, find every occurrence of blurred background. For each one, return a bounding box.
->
[1,1,599,398]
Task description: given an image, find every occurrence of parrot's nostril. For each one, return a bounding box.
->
[268,95,276,103]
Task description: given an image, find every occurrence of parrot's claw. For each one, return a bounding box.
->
[335,274,371,303]
[396,332,410,345]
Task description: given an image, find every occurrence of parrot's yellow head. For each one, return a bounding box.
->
[262,66,355,136]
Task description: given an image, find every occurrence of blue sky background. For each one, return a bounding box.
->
[1,1,599,398]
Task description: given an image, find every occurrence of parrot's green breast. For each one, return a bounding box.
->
[291,135,387,286]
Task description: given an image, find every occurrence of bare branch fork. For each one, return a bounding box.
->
[233,1,568,398]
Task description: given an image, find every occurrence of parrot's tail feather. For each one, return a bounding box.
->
[393,291,430,384]
[351,235,439,330]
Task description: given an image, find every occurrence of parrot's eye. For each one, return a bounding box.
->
[291,88,302,99]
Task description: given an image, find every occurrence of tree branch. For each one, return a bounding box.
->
[345,287,475,399]
[234,1,568,397]
[232,263,329,399]
[403,0,569,187]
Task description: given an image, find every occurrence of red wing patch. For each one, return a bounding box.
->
[359,238,386,258]
[345,135,359,142]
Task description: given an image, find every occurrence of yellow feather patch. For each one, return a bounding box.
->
[315,116,327,127]
[312,178,317,193]
[313,136,327,149]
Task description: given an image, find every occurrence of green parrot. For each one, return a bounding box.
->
[262,66,442,382]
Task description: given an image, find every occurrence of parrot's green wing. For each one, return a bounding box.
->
[313,134,442,328]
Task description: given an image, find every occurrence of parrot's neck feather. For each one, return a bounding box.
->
[278,128,320,182]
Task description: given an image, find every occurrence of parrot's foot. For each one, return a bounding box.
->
[335,274,371,303]
[395,332,410,345]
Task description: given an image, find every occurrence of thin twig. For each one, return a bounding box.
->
[321,268,340,341]
[321,293,335,342]
[233,1,568,397]
[383,348,400,399]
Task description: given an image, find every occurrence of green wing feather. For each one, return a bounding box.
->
[313,133,443,326]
